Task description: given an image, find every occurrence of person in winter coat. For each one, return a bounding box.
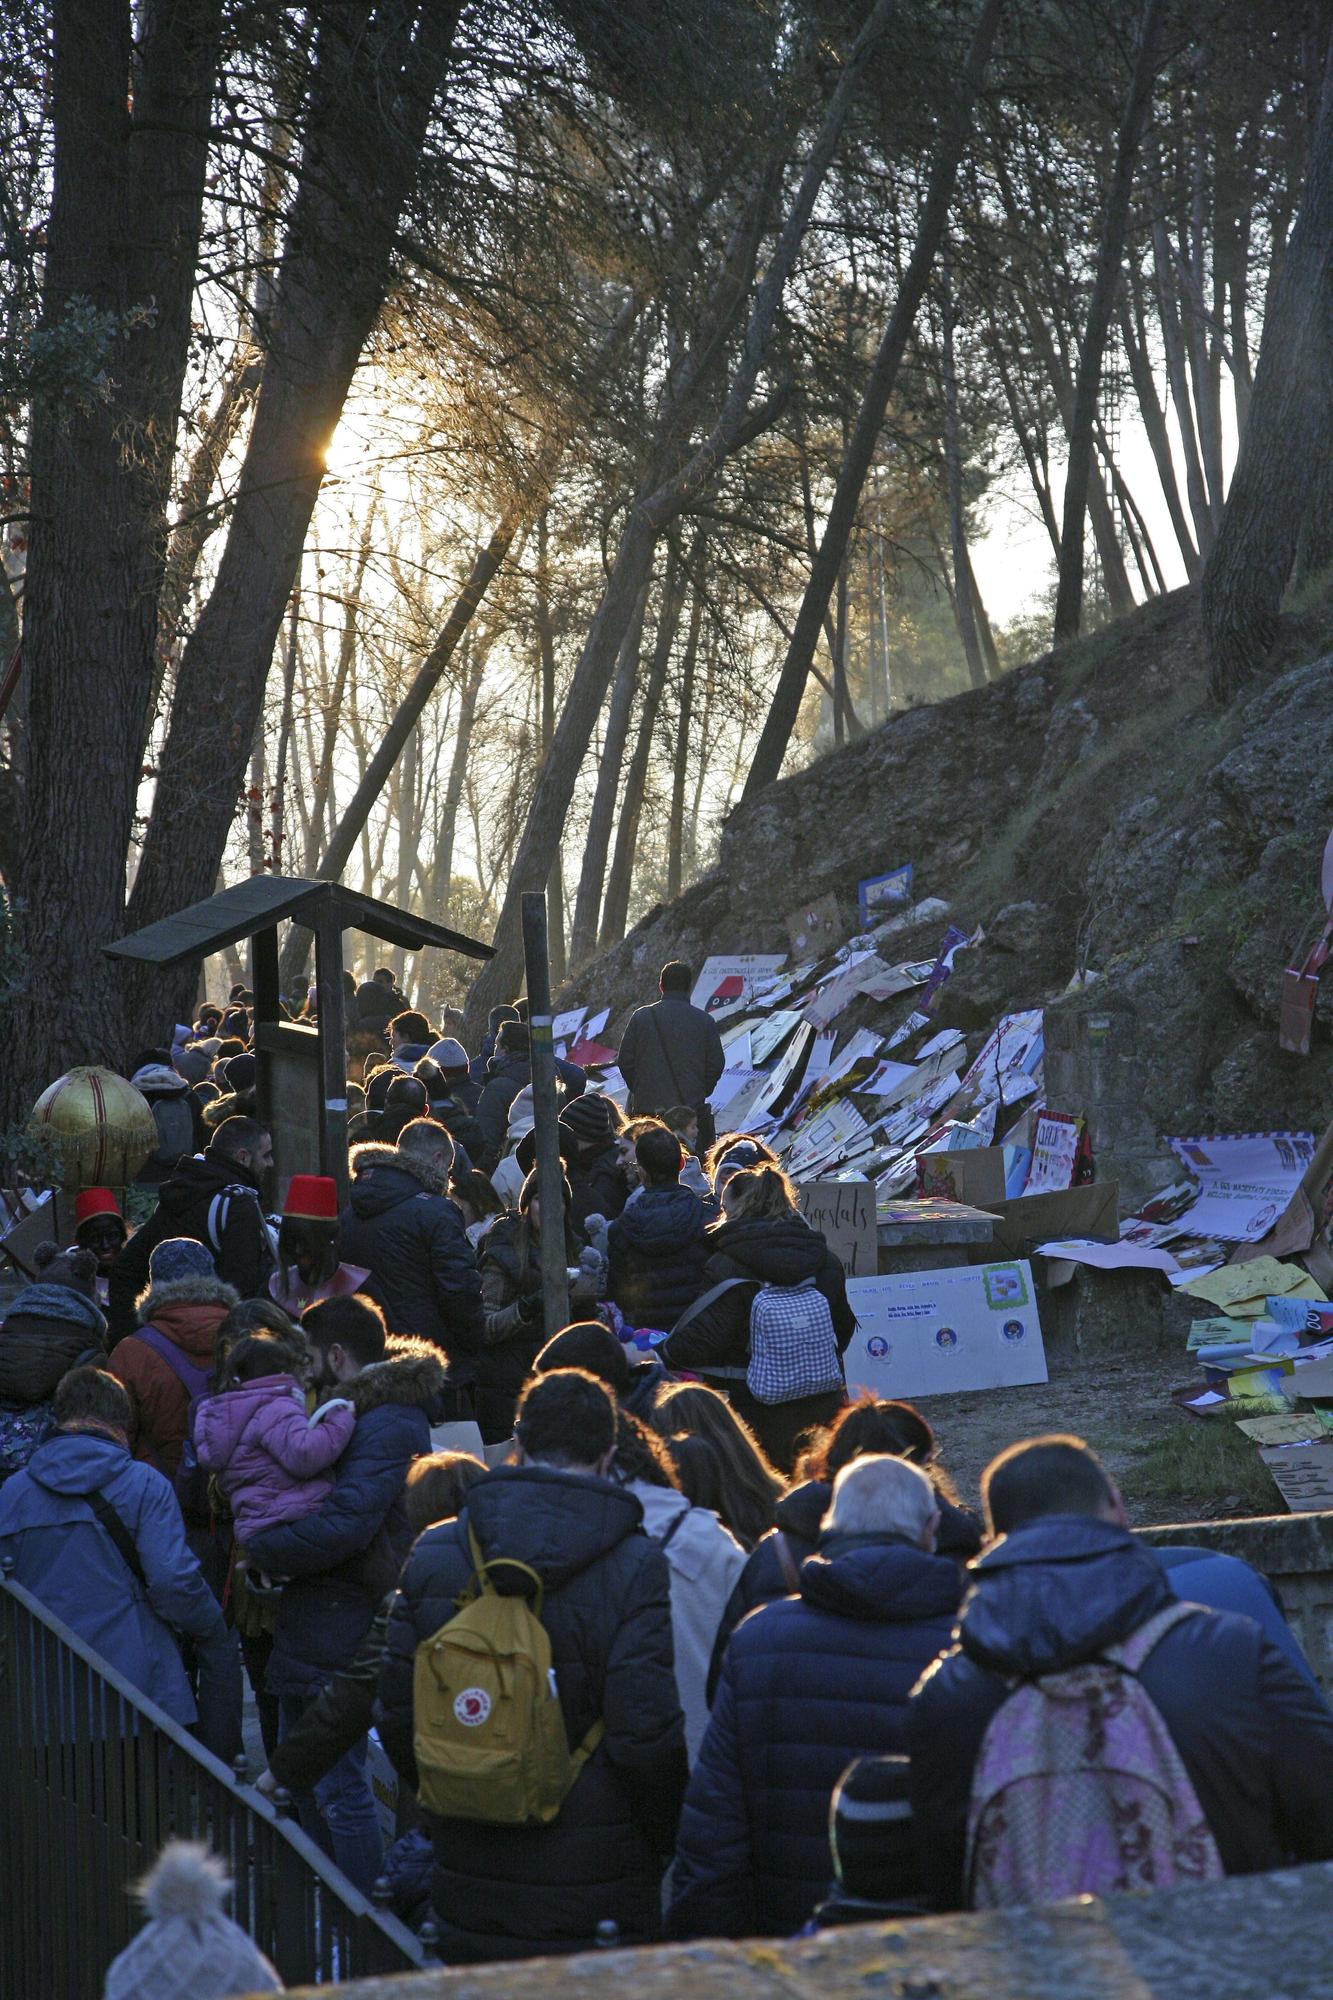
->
[908,1435,1333,1910]
[1151,1540,1322,1690]
[488,1084,536,1209]
[106,1117,274,1343]
[74,1186,129,1302]
[244,1297,445,1893]
[474,1020,538,1170]
[658,1164,856,1471]
[338,1119,484,1396]
[193,1331,356,1542]
[414,1055,486,1165]
[670,1455,960,1939]
[130,1060,203,1182]
[109,1237,238,1484]
[468,1003,519,1082]
[560,1092,629,1234]
[534,1319,667,1426]
[377,1368,688,1961]
[0,1246,107,1483]
[476,1170,603,1443]
[387,1009,435,1074]
[711,1396,980,1688]
[607,1123,709,1331]
[650,1381,786,1550]
[662,1106,717,1205]
[256,1450,487,1803]
[617,961,726,1147]
[0,1366,241,1758]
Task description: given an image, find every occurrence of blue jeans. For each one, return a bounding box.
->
[278,1691,384,1895]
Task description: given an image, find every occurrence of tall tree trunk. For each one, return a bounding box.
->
[1202,44,1333,700]
[303,521,373,872]
[11,0,223,1112]
[666,574,705,901]
[465,0,904,1037]
[534,507,566,988]
[1119,278,1201,577]
[600,542,689,947]
[431,644,486,923]
[743,0,1003,798]
[569,577,651,969]
[940,268,986,688]
[958,538,1000,678]
[1151,191,1216,557]
[125,1,460,1029]
[1053,0,1166,642]
[270,583,301,873]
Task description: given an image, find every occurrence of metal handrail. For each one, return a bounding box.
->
[0,1569,425,1996]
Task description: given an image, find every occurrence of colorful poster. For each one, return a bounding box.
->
[843,1260,1047,1399]
[1166,1132,1316,1243]
[858,864,914,929]
[691,955,788,1023]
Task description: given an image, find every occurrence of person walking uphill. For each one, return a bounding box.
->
[377,1369,689,1962]
[617,961,725,1148]
[607,1123,708,1331]
[907,1435,1333,1911]
[106,1116,274,1344]
[659,1163,856,1472]
[110,1237,238,1485]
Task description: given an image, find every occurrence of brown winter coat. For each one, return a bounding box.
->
[108,1275,239,1480]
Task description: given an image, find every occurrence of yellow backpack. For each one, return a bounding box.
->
[412,1525,604,1824]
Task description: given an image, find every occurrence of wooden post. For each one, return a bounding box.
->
[252,924,280,1142]
[314,898,350,1209]
[522,890,571,1341]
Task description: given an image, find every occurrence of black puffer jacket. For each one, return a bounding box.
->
[658,1213,856,1375]
[339,1144,485,1374]
[106,1150,273,1343]
[567,1143,628,1233]
[0,1284,107,1405]
[709,1476,982,1696]
[474,1054,533,1172]
[608,1185,709,1331]
[378,1463,688,1961]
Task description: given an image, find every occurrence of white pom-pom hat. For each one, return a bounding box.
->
[102,1843,282,1999]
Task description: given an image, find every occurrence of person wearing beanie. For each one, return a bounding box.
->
[101,1843,282,1998]
[109,1237,240,1487]
[560,1091,630,1234]
[473,1019,534,1172]
[424,1035,480,1110]
[0,1244,108,1484]
[106,1116,275,1345]
[76,1186,130,1299]
[131,1060,201,1183]
[0,1368,241,1757]
[488,1083,536,1209]
[475,1171,602,1442]
[269,1175,370,1317]
[413,1057,484,1168]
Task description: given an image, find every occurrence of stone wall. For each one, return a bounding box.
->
[1138,1508,1333,1695]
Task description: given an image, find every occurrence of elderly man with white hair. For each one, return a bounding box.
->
[667,1453,964,1940]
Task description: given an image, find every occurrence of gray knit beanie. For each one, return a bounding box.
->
[102,1843,282,1999]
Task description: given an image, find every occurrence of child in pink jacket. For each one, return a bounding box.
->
[193,1331,356,1541]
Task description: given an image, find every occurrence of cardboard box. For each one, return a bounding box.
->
[971,1182,1120,1262]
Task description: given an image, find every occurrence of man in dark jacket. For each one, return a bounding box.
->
[670,1455,960,1938]
[560,1092,628,1233]
[106,1116,274,1343]
[338,1119,484,1392]
[474,1020,535,1171]
[244,1296,446,1893]
[908,1435,1333,1909]
[607,1124,708,1331]
[617,961,725,1146]
[378,1369,688,1961]
[468,1003,520,1083]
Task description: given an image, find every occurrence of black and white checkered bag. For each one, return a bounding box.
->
[746,1276,844,1404]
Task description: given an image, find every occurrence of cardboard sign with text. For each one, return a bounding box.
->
[1260,1442,1333,1513]
[844,1260,1047,1400]
[799,1177,878,1278]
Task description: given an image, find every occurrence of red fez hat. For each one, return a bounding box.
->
[75,1187,124,1228]
[282,1174,340,1222]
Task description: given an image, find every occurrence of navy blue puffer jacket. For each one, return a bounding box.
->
[377,1463,688,1961]
[608,1184,709,1331]
[669,1533,961,1938]
[908,1516,1333,1910]
[338,1144,484,1373]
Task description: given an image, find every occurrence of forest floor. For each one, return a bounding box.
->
[913,1346,1279,1528]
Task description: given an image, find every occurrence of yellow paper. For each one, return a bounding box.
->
[1235,1415,1324,1445]
[1181,1257,1328,1315]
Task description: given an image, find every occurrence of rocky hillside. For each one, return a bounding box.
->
[559,586,1333,1206]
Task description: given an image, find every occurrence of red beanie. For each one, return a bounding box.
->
[283,1174,339,1222]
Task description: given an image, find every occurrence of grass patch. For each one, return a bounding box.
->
[1130,1418,1281,1522]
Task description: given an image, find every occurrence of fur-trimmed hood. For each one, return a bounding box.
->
[136,1274,241,1319]
[342,1333,447,1415]
[348,1142,452,1212]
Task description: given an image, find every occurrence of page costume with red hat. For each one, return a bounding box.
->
[268,1174,369,1317]
[74,1186,127,1302]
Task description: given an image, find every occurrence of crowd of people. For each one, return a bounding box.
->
[4,958,1333,1991]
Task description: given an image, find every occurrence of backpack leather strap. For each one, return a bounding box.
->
[86,1490,148,1591]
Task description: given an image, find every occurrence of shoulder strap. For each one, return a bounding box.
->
[774,1530,802,1593]
[668,1274,753,1337]
[1106,1598,1207,1674]
[85,1490,148,1591]
[657,1505,690,1553]
[644,1005,689,1106]
[134,1326,212,1399]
